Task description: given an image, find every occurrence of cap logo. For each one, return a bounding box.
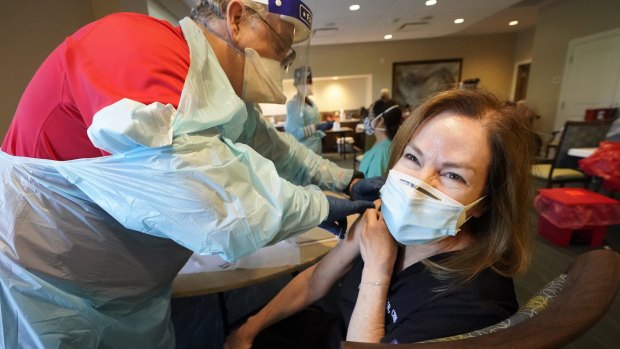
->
[299,3,312,28]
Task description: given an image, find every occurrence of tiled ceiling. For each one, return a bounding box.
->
[165,0,553,46]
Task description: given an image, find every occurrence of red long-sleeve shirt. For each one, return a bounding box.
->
[2,13,190,160]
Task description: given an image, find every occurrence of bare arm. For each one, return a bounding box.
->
[346,207,398,342]
[224,219,363,349]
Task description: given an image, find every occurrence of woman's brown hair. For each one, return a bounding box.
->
[388,89,534,283]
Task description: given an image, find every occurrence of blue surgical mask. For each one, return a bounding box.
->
[380,169,485,245]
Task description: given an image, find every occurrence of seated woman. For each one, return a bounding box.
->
[224,89,534,348]
[359,98,403,178]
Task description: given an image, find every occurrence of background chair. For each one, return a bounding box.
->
[532,120,612,188]
[534,130,560,164]
[341,249,620,349]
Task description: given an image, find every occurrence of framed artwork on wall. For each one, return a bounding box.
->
[392,58,462,109]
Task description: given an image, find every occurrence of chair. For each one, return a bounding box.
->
[532,120,612,188]
[341,249,620,349]
[534,130,560,164]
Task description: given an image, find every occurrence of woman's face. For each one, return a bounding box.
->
[392,111,491,210]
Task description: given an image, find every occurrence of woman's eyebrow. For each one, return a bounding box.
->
[407,144,476,172]
[442,161,476,172]
[405,144,422,155]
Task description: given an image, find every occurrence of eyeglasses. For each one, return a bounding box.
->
[245,6,297,70]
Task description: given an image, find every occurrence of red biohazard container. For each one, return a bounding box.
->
[533,188,620,246]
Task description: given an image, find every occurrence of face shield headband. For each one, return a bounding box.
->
[251,0,313,43]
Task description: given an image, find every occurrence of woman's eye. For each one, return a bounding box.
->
[404,153,420,165]
[446,172,465,183]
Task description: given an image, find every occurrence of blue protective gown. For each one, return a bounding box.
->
[285,96,323,154]
[359,139,392,178]
[0,17,352,349]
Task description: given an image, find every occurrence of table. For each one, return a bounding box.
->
[171,229,338,336]
[568,147,597,158]
[325,127,354,159]
[172,235,337,297]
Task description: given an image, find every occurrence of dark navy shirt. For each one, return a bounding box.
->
[329,252,518,346]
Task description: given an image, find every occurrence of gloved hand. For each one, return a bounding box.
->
[315,121,333,132]
[319,195,375,239]
[350,176,386,202]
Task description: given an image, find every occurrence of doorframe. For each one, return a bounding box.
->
[510,59,532,102]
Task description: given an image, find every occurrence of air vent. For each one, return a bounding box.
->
[312,27,340,37]
[398,22,429,32]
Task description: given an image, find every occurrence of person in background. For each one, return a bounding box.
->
[0,0,374,347]
[379,87,391,101]
[359,98,402,178]
[224,89,534,348]
[401,103,412,119]
[459,78,480,90]
[359,106,369,119]
[285,66,333,154]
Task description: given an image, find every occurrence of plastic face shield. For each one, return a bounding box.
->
[251,0,315,115]
[251,0,313,68]
[253,0,312,43]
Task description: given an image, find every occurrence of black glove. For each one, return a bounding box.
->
[319,195,375,238]
[315,121,334,132]
[349,176,386,202]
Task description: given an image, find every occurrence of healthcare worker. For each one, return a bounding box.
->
[0,0,373,348]
[359,98,403,178]
[285,66,332,154]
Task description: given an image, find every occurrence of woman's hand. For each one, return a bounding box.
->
[346,200,397,342]
[223,324,255,349]
[356,200,398,273]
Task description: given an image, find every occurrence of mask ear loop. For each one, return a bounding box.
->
[374,105,400,120]
[456,195,488,231]
[370,115,384,130]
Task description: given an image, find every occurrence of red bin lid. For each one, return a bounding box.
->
[537,188,620,206]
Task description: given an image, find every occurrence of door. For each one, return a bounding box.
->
[514,63,530,102]
[556,29,620,130]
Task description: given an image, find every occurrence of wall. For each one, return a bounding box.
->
[514,28,535,64]
[260,75,372,118]
[0,0,149,144]
[91,0,147,19]
[147,0,180,24]
[526,0,620,133]
[307,33,517,103]
[0,1,93,144]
